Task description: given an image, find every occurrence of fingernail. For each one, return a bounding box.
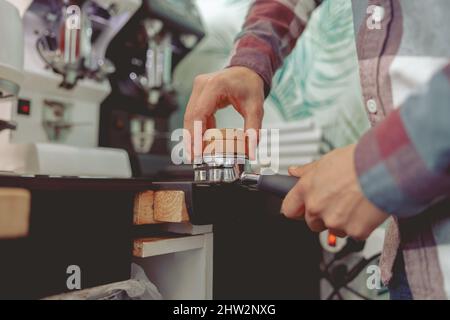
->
[280,204,289,217]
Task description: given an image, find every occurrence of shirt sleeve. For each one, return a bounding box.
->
[228,0,321,96]
[355,63,450,218]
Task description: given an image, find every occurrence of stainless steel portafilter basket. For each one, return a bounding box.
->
[193,153,298,198]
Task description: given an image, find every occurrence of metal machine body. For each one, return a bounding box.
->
[0,0,133,298]
[29,0,142,89]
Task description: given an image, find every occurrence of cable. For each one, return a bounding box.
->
[342,285,371,300]
[322,253,382,300]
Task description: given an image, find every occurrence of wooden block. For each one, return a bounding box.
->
[163,223,213,235]
[154,191,189,223]
[133,236,170,257]
[0,188,31,239]
[133,235,205,258]
[133,191,161,225]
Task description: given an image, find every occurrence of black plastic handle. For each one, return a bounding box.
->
[0,120,17,132]
[257,174,299,198]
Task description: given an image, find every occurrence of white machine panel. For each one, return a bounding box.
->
[0,143,132,178]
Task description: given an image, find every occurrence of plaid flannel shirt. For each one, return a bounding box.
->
[229,0,450,299]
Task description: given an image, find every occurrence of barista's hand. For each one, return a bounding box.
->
[184,66,265,161]
[281,144,389,240]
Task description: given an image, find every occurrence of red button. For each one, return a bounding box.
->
[328,233,337,247]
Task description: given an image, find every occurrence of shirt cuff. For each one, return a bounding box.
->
[228,48,273,98]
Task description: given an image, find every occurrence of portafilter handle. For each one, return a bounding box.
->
[0,120,17,132]
[240,172,298,198]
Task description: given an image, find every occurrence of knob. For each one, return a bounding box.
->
[0,120,17,132]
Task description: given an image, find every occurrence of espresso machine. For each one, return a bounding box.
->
[100,0,205,178]
[0,0,148,299]
[0,0,142,178]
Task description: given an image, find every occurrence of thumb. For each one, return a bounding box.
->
[281,180,306,220]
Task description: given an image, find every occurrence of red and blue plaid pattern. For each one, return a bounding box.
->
[356,64,450,218]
